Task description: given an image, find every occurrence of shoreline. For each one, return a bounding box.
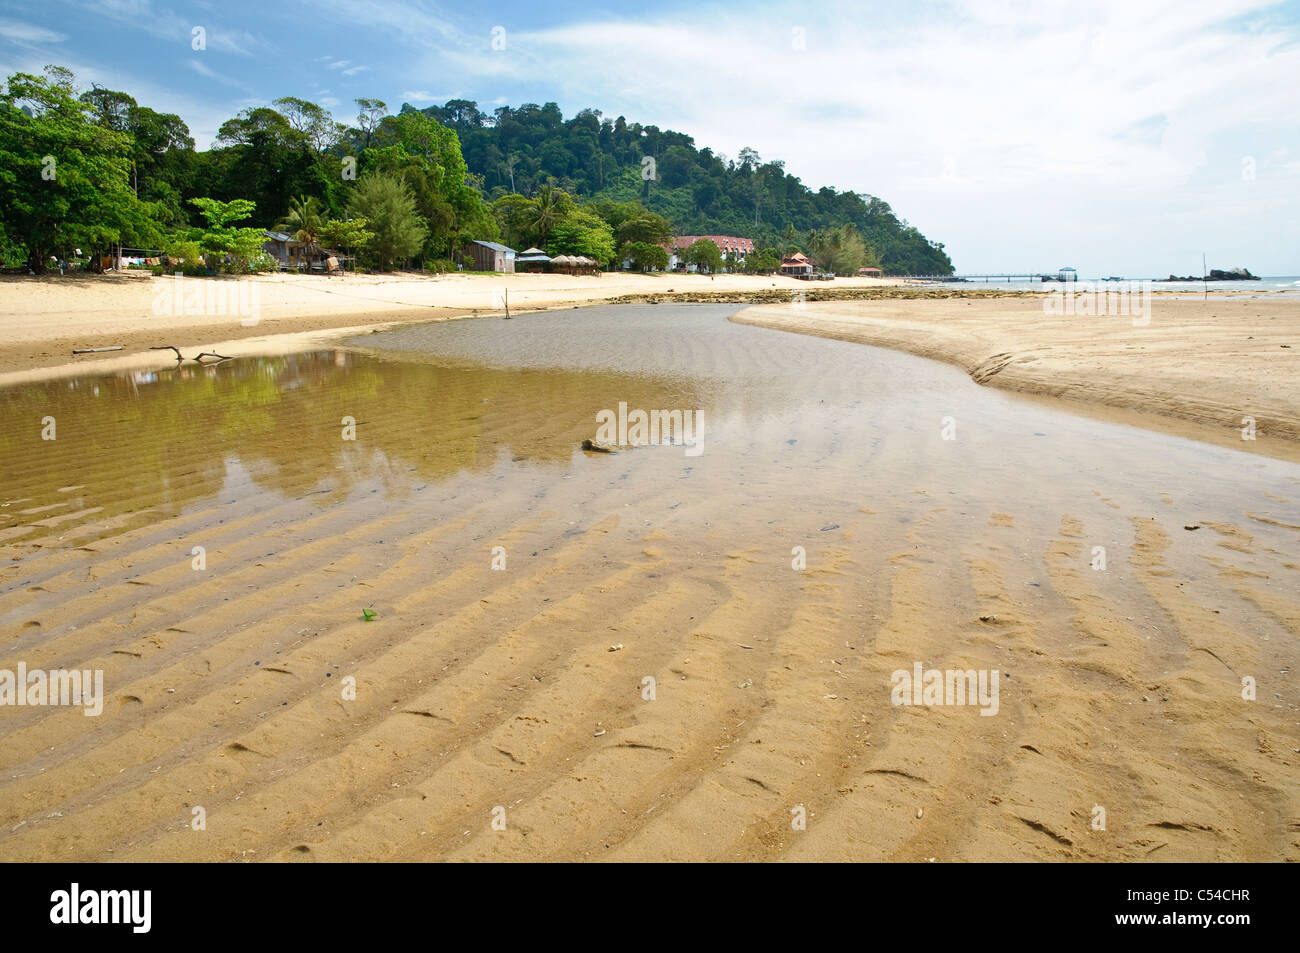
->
[5,270,1291,383]
[0,270,909,380]
[731,297,1300,458]
[4,273,1299,463]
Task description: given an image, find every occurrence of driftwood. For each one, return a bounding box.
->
[149,345,232,363]
[72,345,124,354]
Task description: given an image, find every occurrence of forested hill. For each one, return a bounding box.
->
[0,64,951,276]
[410,100,953,276]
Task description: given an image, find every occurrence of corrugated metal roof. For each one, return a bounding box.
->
[472,240,516,254]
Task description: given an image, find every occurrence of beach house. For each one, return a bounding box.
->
[780,252,814,277]
[462,240,517,273]
[515,247,552,272]
[667,235,755,272]
[261,230,343,272]
[262,230,305,268]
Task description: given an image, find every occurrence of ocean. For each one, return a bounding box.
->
[919,276,1300,295]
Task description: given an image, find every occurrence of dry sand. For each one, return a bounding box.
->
[0,270,896,383]
[734,295,1300,447]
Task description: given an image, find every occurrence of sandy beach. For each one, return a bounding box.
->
[4,273,1297,456]
[0,270,899,383]
[1,288,1297,863]
[734,294,1300,452]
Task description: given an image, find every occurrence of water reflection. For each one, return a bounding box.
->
[0,350,703,546]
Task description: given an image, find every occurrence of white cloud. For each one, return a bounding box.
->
[74,0,272,57]
[28,0,1300,273]
[187,57,249,91]
[441,0,1300,274]
[401,90,450,103]
[0,19,68,44]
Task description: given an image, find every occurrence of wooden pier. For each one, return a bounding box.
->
[900,272,1075,282]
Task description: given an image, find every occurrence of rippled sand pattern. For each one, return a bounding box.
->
[1,305,1296,861]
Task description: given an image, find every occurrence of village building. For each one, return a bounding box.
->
[667,235,755,272]
[462,240,517,272]
[262,230,313,269]
[515,247,552,272]
[857,266,883,277]
[261,231,345,272]
[780,252,814,276]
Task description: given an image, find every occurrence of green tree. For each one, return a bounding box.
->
[548,208,615,265]
[615,211,672,246]
[528,183,569,246]
[745,247,781,273]
[361,108,496,256]
[0,67,162,271]
[188,197,266,269]
[491,192,539,248]
[346,174,426,269]
[684,238,722,274]
[621,241,669,272]
[317,217,374,258]
[277,194,325,263]
[781,223,799,255]
[189,196,256,228]
[805,223,873,275]
[353,98,387,151]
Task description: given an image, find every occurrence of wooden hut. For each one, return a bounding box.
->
[462,240,517,273]
[516,247,552,272]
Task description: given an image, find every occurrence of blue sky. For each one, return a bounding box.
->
[2,0,1299,276]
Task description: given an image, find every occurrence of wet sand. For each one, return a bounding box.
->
[734,296,1300,446]
[1,304,1297,861]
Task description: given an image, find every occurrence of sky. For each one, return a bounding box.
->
[2,0,1298,276]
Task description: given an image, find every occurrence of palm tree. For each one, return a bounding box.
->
[782,223,799,256]
[529,184,561,247]
[277,195,325,268]
[804,228,824,270]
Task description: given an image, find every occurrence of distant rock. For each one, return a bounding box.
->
[1158,267,1258,282]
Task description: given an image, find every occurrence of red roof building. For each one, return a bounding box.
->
[670,235,755,258]
[780,252,814,276]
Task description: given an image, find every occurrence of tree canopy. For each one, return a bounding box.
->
[0,67,163,271]
[0,65,953,276]
[417,99,953,274]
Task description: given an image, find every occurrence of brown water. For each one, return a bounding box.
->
[1,304,1297,861]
